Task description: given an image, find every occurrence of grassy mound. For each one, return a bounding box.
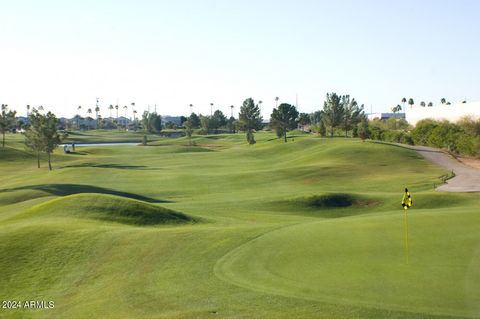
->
[0,188,50,206]
[18,193,196,226]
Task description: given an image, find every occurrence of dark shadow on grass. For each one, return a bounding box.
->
[0,184,171,203]
[66,151,89,156]
[266,193,382,218]
[266,135,306,142]
[62,163,159,170]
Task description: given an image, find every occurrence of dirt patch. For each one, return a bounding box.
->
[457,156,480,169]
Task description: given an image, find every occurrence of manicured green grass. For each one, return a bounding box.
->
[1,130,479,318]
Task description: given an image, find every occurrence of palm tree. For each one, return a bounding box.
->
[420,101,426,107]
[87,108,92,129]
[109,104,114,118]
[123,105,128,129]
[210,103,213,115]
[38,105,44,112]
[428,102,433,107]
[391,105,402,113]
[275,97,279,108]
[115,105,119,121]
[26,105,30,117]
[441,98,446,104]
[95,106,100,129]
[77,105,82,128]
[133,110,138,131]
[189,104,193,114]
[408,98,414,108]
[230,105,234,118]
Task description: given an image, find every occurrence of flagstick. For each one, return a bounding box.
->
[404,209,410,264]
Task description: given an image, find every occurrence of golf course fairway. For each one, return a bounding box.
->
[1,131,479,318]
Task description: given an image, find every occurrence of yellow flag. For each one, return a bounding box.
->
[401,188,413,210]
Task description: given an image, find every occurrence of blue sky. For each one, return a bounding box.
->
[1,0,479,118]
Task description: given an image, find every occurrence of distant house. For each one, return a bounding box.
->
[367,113,405,121]
[405,101,480,126]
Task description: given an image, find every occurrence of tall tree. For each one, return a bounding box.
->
[270,103,299,142]
[25,109,62,170]
[1,104,17,147]
[341,95,364,137]
[26,104,31,117]
[211,110,227,130]
[238,98,263,144]
[401,97,407,109]
[109,104,114,118]
[123,105,128,128]
[322,93,343,137]
[43,112,62,170]
[133,110,138,131]
[141,112,162,133]
[77,105,82,129]
[420,101,426,107]
[115,105,119,121]
[441,98,446,104]
[24,109,44,167]
[275,96,279,108]
[188,112,200,128]
[95,106,100,128]
[428,102,433,107]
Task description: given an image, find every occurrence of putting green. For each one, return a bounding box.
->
[216,208,480,317]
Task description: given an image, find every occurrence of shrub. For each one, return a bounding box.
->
[368,125,384,141]
[357,119,369,140]
[410,119,438,145]
[457,116,480,137]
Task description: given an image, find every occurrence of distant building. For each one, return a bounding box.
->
[405,101,480,126]
[367,113,405,121]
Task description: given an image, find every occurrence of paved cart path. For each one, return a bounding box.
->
[408,145,480,192]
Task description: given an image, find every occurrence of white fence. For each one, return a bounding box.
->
[405,101,480,126]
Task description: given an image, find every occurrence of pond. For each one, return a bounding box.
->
[60,142,139,147]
